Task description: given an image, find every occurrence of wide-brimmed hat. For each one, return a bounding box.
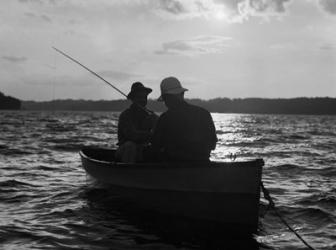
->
[127,82,152,100]
[158,77,188,101]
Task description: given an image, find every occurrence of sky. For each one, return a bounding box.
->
[0,0,335,101]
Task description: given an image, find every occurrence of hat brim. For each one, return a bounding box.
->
[127,87,152,99]
[157,88,188,102]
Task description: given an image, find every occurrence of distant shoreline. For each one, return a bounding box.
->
[0,92,21,110]
[20,97,336,115]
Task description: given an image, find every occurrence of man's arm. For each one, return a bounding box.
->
[150,114,166,150]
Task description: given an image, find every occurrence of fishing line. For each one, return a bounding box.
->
[52,47,154,115]
[52,49,56,112]
[260,182,316,250]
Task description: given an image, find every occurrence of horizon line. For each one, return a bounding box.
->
[22,96,336,102]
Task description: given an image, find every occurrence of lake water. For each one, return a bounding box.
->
[0,111,335,249]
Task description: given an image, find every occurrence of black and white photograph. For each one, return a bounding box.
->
[0,0,335,249]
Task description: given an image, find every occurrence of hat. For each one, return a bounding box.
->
[158,77,188,101]
[127,82,152,100]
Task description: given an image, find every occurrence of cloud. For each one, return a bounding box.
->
[41,14,52,22]
[246,0,290,13]
[17,0,335,22]
[156,36,233,55]
[18,0,41,3]
[318,0,336,15]
[157,0,187,14]
[2,56,27,63]
[152,0,293,22]
[320,43,334,50]
[98,70,142,81]
[18,0,56,4]
[152,0,211,19]
[16,0,294,23]
[217,0,293,17]
[24,12,52,23]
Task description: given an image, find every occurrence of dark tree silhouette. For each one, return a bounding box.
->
[21,97,336,115]
[0,92,21,110]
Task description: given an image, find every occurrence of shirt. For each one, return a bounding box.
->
[151,101,217,161]
[117,104,157,145]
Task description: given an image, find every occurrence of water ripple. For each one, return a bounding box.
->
[0,111,335,250]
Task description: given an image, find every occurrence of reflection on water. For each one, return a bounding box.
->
[0,111,335,249]
[83,185,261,250]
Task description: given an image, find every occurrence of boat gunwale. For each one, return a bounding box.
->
[79,149,264,169]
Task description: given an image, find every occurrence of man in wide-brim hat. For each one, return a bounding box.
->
[116,82,158,163]
[126,81,152,101]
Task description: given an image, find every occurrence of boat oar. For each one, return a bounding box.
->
[52,47,154,115]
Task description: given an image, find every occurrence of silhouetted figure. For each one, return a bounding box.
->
[116,82,158,163]
[149,77,217,161]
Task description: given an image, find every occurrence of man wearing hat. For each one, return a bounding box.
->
[149,76,217,161]
[116,82,158,163]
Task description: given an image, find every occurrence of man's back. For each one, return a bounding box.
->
[151,101,217,161]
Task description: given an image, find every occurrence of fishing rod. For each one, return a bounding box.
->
[52,47,154,114]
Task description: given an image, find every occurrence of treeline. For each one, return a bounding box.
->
[189,97,336,115]
[22,97,336,115]
[0,92,21,110]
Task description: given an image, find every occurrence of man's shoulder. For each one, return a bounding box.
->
[187,103,211,116]
[119,107,132,118]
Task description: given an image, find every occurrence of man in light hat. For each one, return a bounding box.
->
[149,77,217,161]
[116,82,158,163]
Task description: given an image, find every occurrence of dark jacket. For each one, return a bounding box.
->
[151,101,217,161]
[117,104,157,145]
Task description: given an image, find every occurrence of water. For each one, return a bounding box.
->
[0,111,335,250]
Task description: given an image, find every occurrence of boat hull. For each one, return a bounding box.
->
[80,148,263,234]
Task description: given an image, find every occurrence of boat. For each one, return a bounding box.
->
[80,147,264,234]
